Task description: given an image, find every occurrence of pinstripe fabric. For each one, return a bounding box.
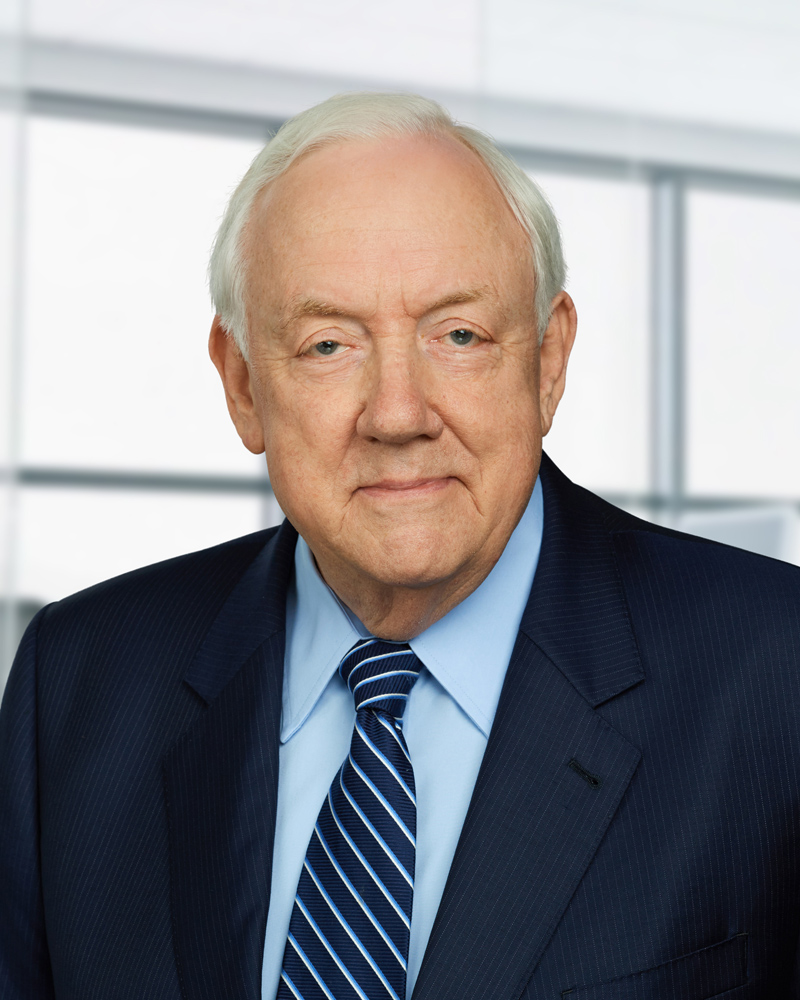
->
[278,640,422,1000]
[410,460,800,1000]
[0,614,53,998]
[409,633,641,1000]
[2,455,800,999]
[0,524,292,1000]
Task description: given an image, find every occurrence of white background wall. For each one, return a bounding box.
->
[2,0,800,681]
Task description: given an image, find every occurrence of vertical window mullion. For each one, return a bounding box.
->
[650,173,686,524]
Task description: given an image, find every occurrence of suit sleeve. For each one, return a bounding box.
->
[0,610,55,999]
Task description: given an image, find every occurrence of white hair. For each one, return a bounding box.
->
[209,92,566,359]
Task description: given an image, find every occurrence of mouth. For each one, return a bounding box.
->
[358,477,456,499]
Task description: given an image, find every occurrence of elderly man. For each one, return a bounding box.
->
[1,93,799,1000]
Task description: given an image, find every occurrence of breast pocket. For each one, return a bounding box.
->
[561,933,748,1000]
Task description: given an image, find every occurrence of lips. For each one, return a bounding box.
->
[358,477,455,496]
[366,478,445,490]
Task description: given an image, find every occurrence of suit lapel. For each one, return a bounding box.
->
[161,456,644,1000]
[163,521,298,1000]
[412,455,644,1000]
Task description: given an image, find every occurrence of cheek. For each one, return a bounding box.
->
[260,381,357,481]
[478,398,541,500]
[449,375,540,454]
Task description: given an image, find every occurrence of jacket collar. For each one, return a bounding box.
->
[183,518,297,704]
[164,519,298,1000]
[521,453,644,707]
[166,454,644,1000]
[411,454,644,1000]
[181,452,642,711]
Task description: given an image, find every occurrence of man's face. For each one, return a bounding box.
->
[213,133,574,607]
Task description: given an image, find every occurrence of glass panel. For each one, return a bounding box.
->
[0,108,18,470]
[27,0,800,132]
[0,0,27,686]
[677,506,799,565]
[14,486,274,606]
[686,188,800,499]
[1,47,26,684]
[21,117,265,476]
[485,0,800,134]
[30,0,481,90]
[534,171,651,493]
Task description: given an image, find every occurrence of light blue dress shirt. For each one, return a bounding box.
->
[262,477,544,1000]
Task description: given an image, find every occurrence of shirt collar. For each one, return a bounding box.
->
[282,476,544,742]
[281,535,360,742]
[408,477,543,735]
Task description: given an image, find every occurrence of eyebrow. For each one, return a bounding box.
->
[282,285,495,328]
[425,286,498,313]
[275,298,353,334]
[290,298,352,320]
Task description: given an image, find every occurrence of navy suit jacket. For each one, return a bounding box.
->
[2,454,800,999]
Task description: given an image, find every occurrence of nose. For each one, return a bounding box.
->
[356,347,444,444]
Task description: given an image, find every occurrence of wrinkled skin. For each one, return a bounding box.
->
[210,132,576,638]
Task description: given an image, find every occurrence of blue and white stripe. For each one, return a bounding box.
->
[277,638,422,1000]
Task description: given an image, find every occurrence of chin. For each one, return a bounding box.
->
[359,529,473,590]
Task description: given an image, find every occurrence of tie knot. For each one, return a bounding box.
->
[339,638,422,718]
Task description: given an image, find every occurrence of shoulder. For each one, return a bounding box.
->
[9,523,296,757]
[547,457,800,601]
[37,525,282,645]
[595,496,800,670]
[542,455,800,657]
[22,526,285,721]
[603,497,800,608]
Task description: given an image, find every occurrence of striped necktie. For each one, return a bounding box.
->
[277,638,422,1000]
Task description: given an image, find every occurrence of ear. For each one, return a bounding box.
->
[208,316,266,455]
[538,291,577,437]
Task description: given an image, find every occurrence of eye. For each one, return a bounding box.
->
[310,339,342,356]
[447,328,476,347]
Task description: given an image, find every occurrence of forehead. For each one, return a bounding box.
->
[244,132,532,316]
